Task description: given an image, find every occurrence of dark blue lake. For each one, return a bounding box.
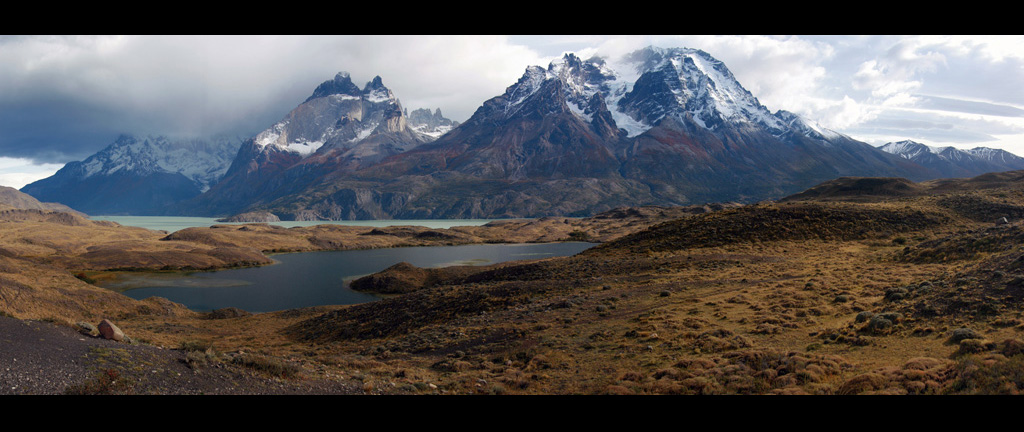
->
[108,242,594,313]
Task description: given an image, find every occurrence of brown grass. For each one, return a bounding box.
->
[10,180,1024,394]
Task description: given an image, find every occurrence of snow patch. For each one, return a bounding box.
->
[603,78,652,137]
[505,66,547,114]
[350,123,377,143]
[330,94,361,102]
[609,111,650,137]
[365,88,393,103]
[568,101,591,122]
[285,140,325,156]
[255,121,288,148]
[880,140,929,159]
[927,145,955,155]
[413,124,452,139]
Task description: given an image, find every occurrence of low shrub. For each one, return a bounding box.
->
[64,369,132,395]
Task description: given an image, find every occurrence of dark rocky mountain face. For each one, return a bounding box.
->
[307,48,931,219]
[172,48,957,220]
[304,72,362,103]
[175,73,456,218]
[98,47,1013,221]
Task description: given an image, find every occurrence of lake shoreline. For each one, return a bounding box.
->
[111,242,598,313]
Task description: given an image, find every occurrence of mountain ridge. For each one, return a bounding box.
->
[879,139,1024,179]
[170,48,982,219]
[22,47,1024,220]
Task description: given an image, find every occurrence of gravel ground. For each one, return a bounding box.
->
[0,315,362,395]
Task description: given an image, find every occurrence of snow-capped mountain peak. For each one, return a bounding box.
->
[491,47,834,140]
[21,133,244,215]
[363,75,396,103]
[503,66,548,112]
[880,139,1024,178]
[255,73,409,157]
[880,140,932,160]
[77,134,239,192]
[304,71,362,103]
[965,147,1023,164]
[618,46,785,132]
[881,140,964,160]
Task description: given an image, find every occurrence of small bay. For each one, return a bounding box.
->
[108,242,595,313]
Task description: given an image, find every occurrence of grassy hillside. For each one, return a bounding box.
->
[6,171,1024,394]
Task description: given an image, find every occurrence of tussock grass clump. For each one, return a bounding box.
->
[179,339,213,352]
[231,353,300,379]
[634,350,849,395]
[685,328,752,353]
[947,353,1024,395]
[180,340,219,369]
[837,357,953,395]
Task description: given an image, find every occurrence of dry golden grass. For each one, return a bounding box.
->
[6,180,1024,394]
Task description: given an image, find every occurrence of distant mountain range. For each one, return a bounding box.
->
[20,47,1024,219]
[21,135,241,215]
[878,140,1024,178]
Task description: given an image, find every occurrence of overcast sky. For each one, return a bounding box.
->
[3,35,1024,189]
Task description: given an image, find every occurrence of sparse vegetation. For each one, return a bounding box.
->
[567,230,592,241]
[12,172,1024,394]
[948,353,1024,394]
[231,353,300,378]
[64,368,133,395]
[74,272,97,284]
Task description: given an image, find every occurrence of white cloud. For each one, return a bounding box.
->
[0,157,63,189]
[805,95,881,130]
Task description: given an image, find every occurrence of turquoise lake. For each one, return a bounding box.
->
[89,215,502,233]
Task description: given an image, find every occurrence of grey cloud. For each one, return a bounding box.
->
[7,35,1024,169]
[0,35,544,165]
[845,126,999,144]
